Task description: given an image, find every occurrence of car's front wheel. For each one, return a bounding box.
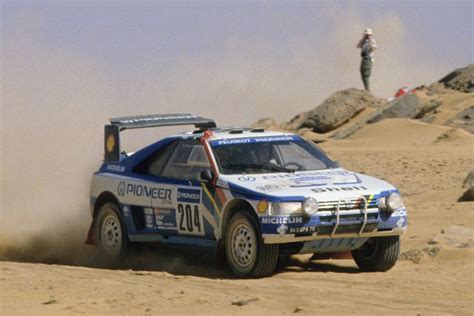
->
[95,202,128,266]
[351,236,400,272]
[225,211,278,278]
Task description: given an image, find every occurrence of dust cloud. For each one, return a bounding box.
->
[0,5,458,264]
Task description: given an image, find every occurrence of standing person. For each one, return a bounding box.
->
[356,28,377,91]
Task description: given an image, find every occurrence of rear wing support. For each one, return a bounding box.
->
[104,113,216,162]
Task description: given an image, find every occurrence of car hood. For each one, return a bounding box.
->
[218,168,397,201]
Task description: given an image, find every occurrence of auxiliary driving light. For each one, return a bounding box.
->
[303,198,319,215]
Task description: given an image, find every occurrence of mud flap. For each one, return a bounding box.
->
[84,220,96,245]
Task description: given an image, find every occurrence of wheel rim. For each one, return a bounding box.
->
[100,213,123,256]
[358,238,377,259]
[231,223,257,268]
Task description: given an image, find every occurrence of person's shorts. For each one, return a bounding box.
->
[360,58,372,77]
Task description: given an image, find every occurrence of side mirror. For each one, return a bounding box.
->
[200,169,214,182]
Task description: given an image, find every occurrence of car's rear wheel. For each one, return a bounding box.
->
[351,236,400,272]
[95,202,128,266]
[225,211,278,278]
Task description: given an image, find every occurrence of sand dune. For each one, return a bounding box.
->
[1,65,473,314]
[1,118,473,315]
[347,118,474,146]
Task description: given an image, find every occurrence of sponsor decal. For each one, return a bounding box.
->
[145,214,154,228]
[277,224,288,236]
[311,185,368,193]
[117,182,172,200]
[106,164,125,172]
[255,184,287,192]
[238,176,256,182]
[118,181,126,196]
[261,216,303,224]
[122,206,130,217]
[262,170,349,180]
[289,226,318,234]
[393,209,407,217]
[154,208,177,230]
[397,217,405,228]
[106,134,115,153]
[177,188,201,204]
[144,208,153,215]
[212,135,296,147]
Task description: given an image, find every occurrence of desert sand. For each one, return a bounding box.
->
[1,116,473,315]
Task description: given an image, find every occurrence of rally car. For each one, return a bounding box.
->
[87,113,407,277]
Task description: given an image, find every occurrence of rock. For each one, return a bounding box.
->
[231,298,259,306]
[367,94,441,124]
[251,118,281,130]
[444,106,474,134]
[294,307,303,313]
[431,226,474,248]
[332,122,366,139]
[283,88,387,133]
[399,246,442,264]
[282,113,309,131]
[438,64,474,93]
[459,171,474,201]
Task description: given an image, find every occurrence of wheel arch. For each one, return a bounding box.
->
[220,198,259,242]
[93,191,121,219]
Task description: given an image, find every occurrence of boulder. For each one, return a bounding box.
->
[459,171,474,201]
[438,64,474,93]
[431,226,474,248]
[251,117,281,131]
[367,94,441,124]
[284,88,386,133]
[444,106,474,134]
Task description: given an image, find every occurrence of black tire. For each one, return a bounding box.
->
[351,236,400,272]
[95,202,129,266]
[225,211,279,278]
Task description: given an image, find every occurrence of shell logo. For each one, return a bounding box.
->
[106,134,115,153]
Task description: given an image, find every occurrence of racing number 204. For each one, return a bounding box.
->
[177,204,204,235]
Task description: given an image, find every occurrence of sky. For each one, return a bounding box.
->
[0,0,472,239]
[2,1,473,124]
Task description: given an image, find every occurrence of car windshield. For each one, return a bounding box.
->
[210,136,337,175]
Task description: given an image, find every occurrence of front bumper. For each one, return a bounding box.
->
[263,226,406,244]
[260,196,407,244]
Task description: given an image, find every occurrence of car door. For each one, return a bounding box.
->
[151,139,220,241]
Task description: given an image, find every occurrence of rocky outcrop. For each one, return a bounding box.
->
[438,64,474,93]
[367,94,441,124]
[283,88,386,133]
[445,106,474,134]
[251,118,281,130]
[254,64,474,140]
[459,171,474,201]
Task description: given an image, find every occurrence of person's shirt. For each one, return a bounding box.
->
[358,37,377,61]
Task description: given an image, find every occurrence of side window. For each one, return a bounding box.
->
[162,140,211,180]
[133,141,176,177]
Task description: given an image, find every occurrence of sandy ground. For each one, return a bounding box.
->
[1,119,473,315]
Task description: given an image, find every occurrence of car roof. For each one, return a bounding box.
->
[167,128,297,141]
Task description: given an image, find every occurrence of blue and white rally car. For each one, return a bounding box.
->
[87,114,407,277]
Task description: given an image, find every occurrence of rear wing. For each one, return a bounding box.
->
[104,113,216,162]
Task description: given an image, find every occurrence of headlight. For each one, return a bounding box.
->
[270,202,302,216]
[379,192,404,212]
[303,198,318,215]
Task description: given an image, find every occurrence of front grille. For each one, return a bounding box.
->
[319,213,378,223]
[318,196,378,212]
